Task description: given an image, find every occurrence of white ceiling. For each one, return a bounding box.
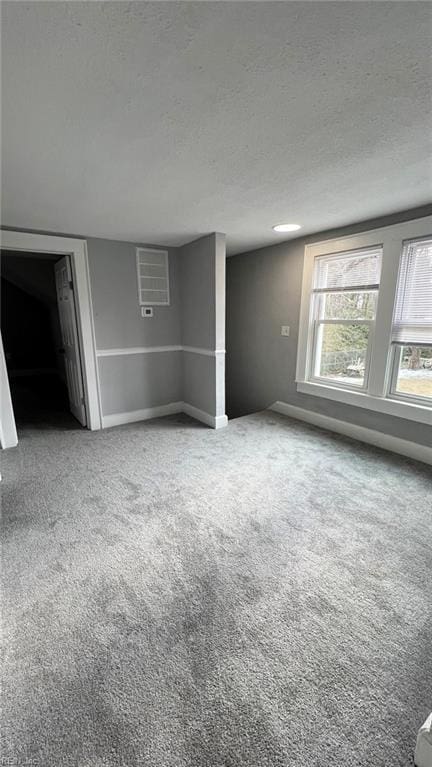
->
[1,2,431,255]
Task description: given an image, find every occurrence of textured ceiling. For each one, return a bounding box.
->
[1,2,431,255]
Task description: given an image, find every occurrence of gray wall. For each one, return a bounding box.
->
[179,234,217,350]
[88,234,227,419]
[226,207,432,447]
[182,353,216,415]
[180,233,226,417]
[87,238,181,349]
[87,238,182,417]
[98,352,182,415]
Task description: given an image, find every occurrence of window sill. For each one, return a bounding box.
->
[296,380,432,425]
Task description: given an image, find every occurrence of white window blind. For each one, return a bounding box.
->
[313,247,382,292]
[391,237,432,346]
[136,248,170,306]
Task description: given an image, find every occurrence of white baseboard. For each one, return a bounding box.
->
[270,401,432,466]
[182,402,228,429]
[102,401,183,428]
[102,401,228,430]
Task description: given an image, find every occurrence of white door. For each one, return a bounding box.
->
[55,256,86,426]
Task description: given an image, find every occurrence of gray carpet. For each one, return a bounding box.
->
[1,410,431,767]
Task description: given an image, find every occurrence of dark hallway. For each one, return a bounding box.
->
[1,251,81,431]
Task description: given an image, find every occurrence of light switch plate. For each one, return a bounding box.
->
[281,325,290,336]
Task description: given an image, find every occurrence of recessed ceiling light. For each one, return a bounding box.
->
[272,223,302,233]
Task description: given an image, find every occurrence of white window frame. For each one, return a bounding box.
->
[308,247,381,393]
[296,216,432,425]
[388,344,432,408]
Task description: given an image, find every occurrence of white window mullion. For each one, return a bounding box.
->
[367,238,401,397]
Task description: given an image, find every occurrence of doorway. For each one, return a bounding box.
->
[0,230,101,447]
[1,249,86,432]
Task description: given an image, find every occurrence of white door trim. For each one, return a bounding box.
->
[0,334,18,449]
[0,230,102,432]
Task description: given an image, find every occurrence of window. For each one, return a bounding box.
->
[296,217,432,424]
[136,248,170,306]
[390,237,432,403]
[310,247,381,389]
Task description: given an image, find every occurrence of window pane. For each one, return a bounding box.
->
[321,291,376,320]
[315,323,369,386]
[314,248,381,290]
[394,346,432,399]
